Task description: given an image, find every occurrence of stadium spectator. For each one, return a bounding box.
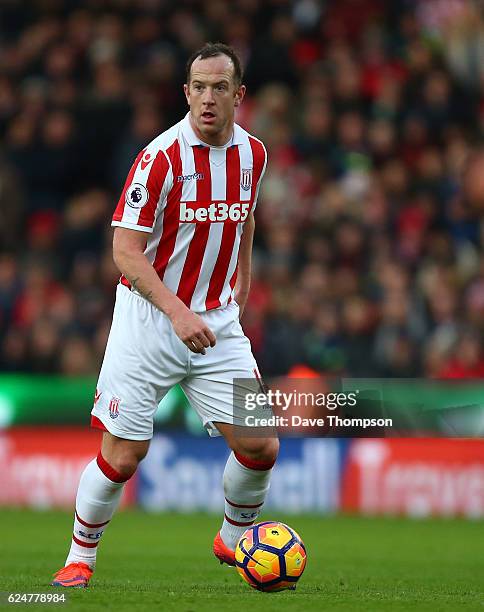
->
[0,0,482,378]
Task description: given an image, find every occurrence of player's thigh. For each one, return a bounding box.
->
[180,370,248,437]
[92,284,187,441]
[181,314,269,437]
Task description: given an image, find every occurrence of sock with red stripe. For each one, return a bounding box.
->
[220,451,275,550]
[65,453,128,569]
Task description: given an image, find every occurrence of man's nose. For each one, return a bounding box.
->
[202,87,215,104]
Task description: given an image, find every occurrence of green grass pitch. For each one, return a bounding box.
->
[1,509,482,611]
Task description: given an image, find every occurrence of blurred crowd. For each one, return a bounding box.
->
[0,0,483,378]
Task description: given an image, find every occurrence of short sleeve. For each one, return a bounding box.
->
[248,137,268,213]
[112,148,172,233]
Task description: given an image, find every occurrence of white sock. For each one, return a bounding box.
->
[220,451,274,550]
[65,454,126,569]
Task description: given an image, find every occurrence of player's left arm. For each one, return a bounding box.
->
[235,139,267,318]
[235,210,255,318]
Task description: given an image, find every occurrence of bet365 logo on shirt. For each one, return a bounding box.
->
[179,201,250,223]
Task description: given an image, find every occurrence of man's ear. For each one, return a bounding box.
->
[234,84,246,107]
[183,83,190,103]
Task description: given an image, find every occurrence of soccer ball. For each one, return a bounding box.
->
[235,521,307,592]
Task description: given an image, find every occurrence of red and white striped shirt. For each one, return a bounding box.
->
[112,113,267,313]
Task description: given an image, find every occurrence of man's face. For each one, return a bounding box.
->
[184,54,245,145]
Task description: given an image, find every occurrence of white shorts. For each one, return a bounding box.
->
[91,283,262,440]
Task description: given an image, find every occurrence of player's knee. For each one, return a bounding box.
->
[264,437,279,464]
[237,437,279,465]
[110,452,140,479]
[109,446,148,479]
[101,434,149,479]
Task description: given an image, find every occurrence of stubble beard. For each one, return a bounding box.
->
[196,113,233,145]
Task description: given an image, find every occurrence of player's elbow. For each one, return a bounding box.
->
[112,240,128,274]
[112,228,145,273]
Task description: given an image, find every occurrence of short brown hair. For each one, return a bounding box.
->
[186,42,243,86]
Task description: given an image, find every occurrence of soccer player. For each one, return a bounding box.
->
[51,42,278,588]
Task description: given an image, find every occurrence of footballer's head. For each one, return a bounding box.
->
[184,42,245,146]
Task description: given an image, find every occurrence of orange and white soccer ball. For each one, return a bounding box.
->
[235,521,307,592]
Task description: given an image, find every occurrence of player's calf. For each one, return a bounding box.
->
[52,434,150,586]
[215,431,280,556]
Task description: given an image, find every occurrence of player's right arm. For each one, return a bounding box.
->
[111,146,215,354]
[113,227,215,354]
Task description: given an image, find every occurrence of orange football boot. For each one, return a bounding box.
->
[51,562,93,588]
[213,531,236,566]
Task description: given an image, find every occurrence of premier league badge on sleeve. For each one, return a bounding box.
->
[125,183,149,209]
[241,168,252,191]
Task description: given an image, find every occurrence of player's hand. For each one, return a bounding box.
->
[170,309,216,355]
[235,292,248,319]
[237,303,245,319]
